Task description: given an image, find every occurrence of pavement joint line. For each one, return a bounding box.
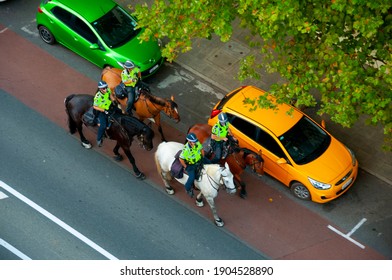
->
[327,218,367,249]
[360,167,392,186]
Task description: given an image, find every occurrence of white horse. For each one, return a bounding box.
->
[154,141,236,227]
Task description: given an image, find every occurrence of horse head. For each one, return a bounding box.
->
[138,125,155,151]
[163,96,180,123]
[219,162,236,194]
[244,149,264,176]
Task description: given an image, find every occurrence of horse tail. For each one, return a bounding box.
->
[64,94,77,134]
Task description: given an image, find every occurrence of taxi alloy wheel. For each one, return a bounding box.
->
[291,182,311,201]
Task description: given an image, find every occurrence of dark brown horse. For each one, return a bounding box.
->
[64,94,155,180]
[101,66,180,141]
[188,123,264,198]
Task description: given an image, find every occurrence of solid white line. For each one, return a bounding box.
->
[347,218,367,237]
[0,238,32,260]
[0,180,118,260]
[328,225,366,249]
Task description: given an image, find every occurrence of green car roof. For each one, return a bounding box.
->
[55,0,116,22]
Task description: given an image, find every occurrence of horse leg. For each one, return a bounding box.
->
[234,174,247,199]
[153,116,166,142]
[112,143,124,161]
[65,105,91,149]
[161,170,175,195]
[157,125,166,142]
[239,182,247,199]
[77,123,92,149]
[205,196,224,227]
[121,145,145,180]
[195,192,204,207]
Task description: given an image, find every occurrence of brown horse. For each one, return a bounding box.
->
[64,94,155,180]
[188,123,264,198]
[101,66,180,141]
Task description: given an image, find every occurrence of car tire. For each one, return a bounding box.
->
[290,182,311,201]
[38,25,55,45]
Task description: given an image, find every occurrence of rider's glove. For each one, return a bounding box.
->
[104,110,109,115]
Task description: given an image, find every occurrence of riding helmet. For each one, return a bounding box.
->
[98,81,108,89]
[218,112,228,124]
[186,133,198,143]
[114,84,127,99]
[124,60,135,69]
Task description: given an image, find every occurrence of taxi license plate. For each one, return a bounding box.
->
[342,177,353,190]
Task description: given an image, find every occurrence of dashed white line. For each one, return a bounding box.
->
[0,180,118,260]
[328,218,367,249]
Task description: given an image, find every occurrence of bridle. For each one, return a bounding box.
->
[205,167,233,192]
[232,148,263,173]
[136,126,151,149]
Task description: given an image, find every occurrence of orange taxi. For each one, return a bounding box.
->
[208,86,358,203]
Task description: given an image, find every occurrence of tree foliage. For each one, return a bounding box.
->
[131,0,392,150]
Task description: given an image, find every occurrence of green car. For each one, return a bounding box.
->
[36,0,163,77]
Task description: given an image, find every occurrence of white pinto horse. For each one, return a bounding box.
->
[154,141,236,227]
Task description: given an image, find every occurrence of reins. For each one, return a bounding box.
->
[204,166,230,192]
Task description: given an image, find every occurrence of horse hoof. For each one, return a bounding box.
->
[135,172,146,180]
[81,142,92,149]
[113,155,123,161]
[166,187,174,195]
[240,191,247,199]
[195,198,204,207]
[215,218,224,227]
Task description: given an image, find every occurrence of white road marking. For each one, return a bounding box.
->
[0,28,8,33]
[0,180,118,260]
[0,191,8,199]
[21,26,38,37]
[328,218,367,249]
[0,238,32,260]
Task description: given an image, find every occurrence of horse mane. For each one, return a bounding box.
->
[142,90,178,109]
[119,115,154,138]
[205,164,220,177]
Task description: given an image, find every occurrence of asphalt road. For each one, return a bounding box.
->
[0,0,391,260]
[0,89,266,260]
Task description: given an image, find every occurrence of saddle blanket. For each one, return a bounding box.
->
[170,150,184,179]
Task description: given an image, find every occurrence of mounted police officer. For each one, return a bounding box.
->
[210,112,237,163]
[179,133,211,197]
[121,60,141,115]
[93,81,114,147]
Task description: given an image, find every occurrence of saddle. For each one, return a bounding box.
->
[115,82,151,102]
[170,150,203,180]
[82,107,98,126]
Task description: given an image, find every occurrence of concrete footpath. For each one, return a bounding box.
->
[174,29,392,186]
